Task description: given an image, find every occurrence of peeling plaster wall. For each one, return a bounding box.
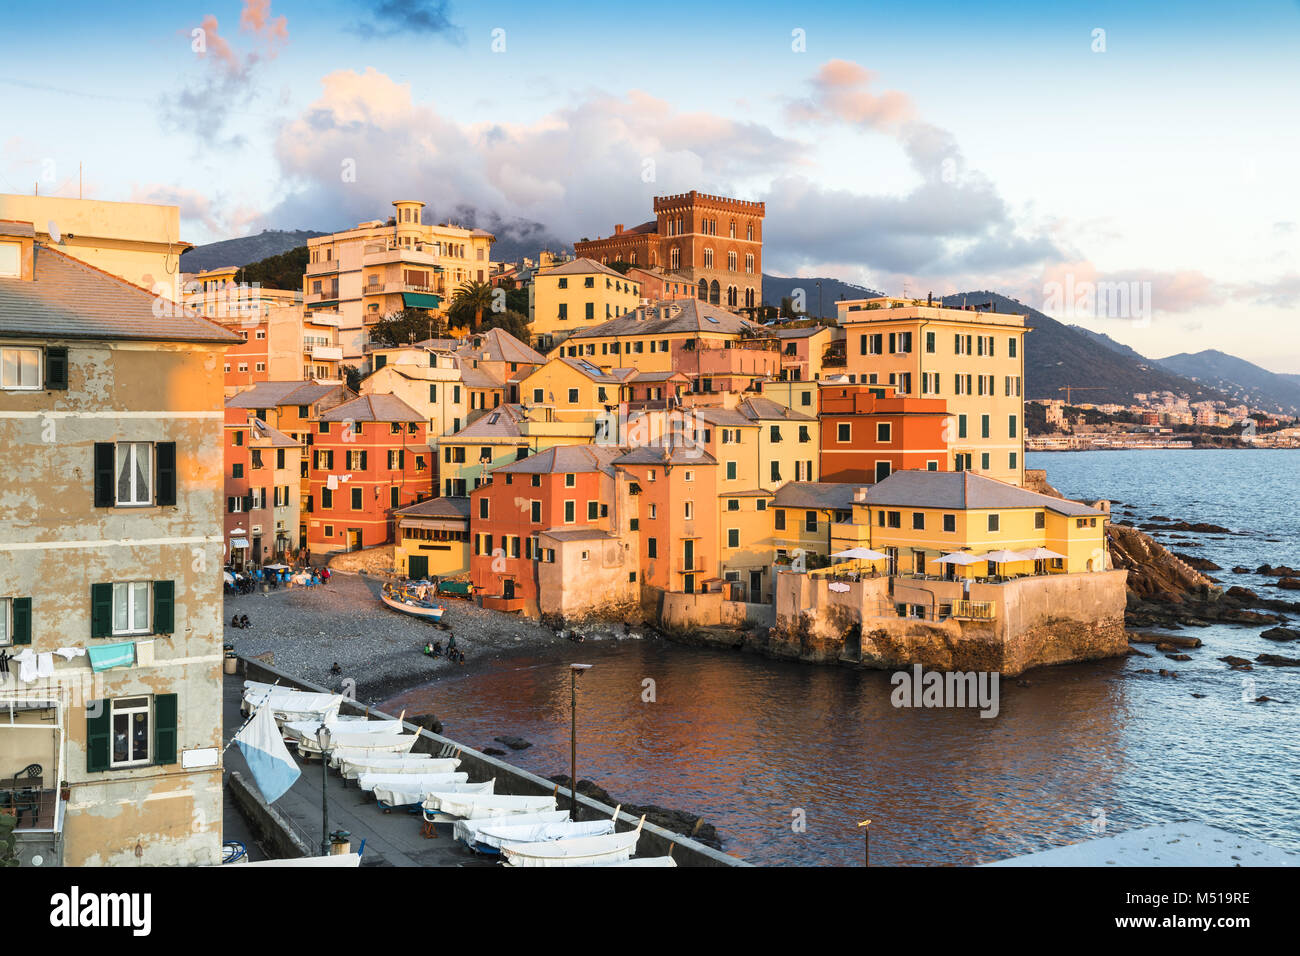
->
[0,340,227,866]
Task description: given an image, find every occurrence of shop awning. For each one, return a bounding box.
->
[402,292,442,309]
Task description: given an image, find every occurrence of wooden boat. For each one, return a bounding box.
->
[471,818,616,855]
[421,792,557,824]
[501,816,645,868]
[372,778,493,811]
[381,583,445,622]
[453,810,571,850]
[334,753,460,779]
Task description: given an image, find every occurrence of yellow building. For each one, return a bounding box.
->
[304,200,495,363]
[0,193,191,300]
[837,298,1027,486]
[518,357,631,424]
[528,257,641,350]
[393,497,471,578]
[438,403,591,497]
[769,482,867,568]
[548,299,768,373]
[1,226,239,866]
[859,470,1108,577]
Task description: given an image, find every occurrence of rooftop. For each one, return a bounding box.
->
[865,470,1104,517]
[494,444,622,477]
[0,244,241,344]
[394,496,471,520]
[320,393,425,423]
[563,299,766,340]
[537,256,628,279]
[771,481,860,511]
[226,381,350,409]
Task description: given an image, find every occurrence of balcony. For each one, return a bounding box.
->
[305,290,339,305]
[304,344,343,361]
[1,701,64,859]
[361,243,446,269]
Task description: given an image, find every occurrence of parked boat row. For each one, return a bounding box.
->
[240,680,677,868]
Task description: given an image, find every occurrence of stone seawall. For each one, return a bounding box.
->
[768,570,1128,676]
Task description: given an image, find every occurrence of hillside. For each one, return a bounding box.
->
[179,229,325,273]
[1155,350,1300,416]
[762,275,883,318]
[939,291,1229,406]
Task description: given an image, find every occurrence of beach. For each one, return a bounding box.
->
[222,570,565,702]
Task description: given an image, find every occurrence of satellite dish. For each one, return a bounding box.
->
[47,220,62,243]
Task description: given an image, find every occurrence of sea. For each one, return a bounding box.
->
[383,449,1300,866]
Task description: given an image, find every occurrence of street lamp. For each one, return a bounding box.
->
[318,720,330,856]
[569,663,592,821]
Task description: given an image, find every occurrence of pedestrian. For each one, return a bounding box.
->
[323,567,331,586]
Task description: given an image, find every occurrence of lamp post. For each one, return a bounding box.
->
[569,663,592,821]
[319,720,330,856]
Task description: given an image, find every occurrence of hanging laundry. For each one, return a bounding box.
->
[14,648,37,683]
[0,650,13,676]
[36,652,54,678]
[326,474,339,490]
[54,647,86,661]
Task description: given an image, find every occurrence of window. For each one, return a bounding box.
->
[1034,512,1046,530]
[530,500,541,523]
[479,498,489,520]
[0,597,30,647]
[981,452,990,470]
[804,511,818,532]
[115,442,153,505]
[565,473,576,488]
[564,500,575,523]
[110,696,153,767]
[351,487,363,510]
[112,582,150,635]
[1,346,41,389]
[988,514,1000,532]
[837,423,851,443]
[773,509,786,531]
[567,388,579,404]
[943,514,956,533]
[885,511,901,529]
[912,512,925,530]
[727,528,739,548]
[647,538,657,558]
[1009,337,1018,358]
[684,501,693,520]
[957,415,967,439]
[1009,452,1018,469]
[587,501,599,520]
[1008,415,1018,438]
[770,461,781,483]
[876,423,891,443]
[981,415,990,439]
[726,461,737,480]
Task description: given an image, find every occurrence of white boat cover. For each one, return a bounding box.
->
[453,810,570,846]
[284,718,402,744]
[501,828,641,868]
[590,856,678,867]
[335,753,460,778]
[243,686,344,723]
[355,771,468,792]
[324,732,417,754]
[229,853,362,868]
[474,819,614,851]
[372,779,494,808]
[422,792,557,819]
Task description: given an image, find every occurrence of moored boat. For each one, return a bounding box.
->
[381,583,446,622]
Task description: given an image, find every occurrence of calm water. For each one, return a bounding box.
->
[385,450,1300,865]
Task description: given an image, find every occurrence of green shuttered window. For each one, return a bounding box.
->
[10,597,31,644]
[152,580,174,635]
[45,347,68,390]
[86,701,111,773]
[93,443,115,507]
[155,441,177,505]
[90,583,113,637]
[153,694,178,765]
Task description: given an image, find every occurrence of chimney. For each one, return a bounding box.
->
[614,224,624,234]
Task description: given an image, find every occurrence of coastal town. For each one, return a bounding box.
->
[4,4,1300,912]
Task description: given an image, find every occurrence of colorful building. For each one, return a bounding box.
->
[527,258,641,350]
[574,191,764,311]
[393,497,471,579]
[469,445,625,614]
[0,228,238,866]
[818,384,950,483]
[303,200,495,363]
[837,298,1027,486]
[305,394,435,554]
[222,408,303,566]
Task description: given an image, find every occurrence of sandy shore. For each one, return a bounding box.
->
[223,571,565,702]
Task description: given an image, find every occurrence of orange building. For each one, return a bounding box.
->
[819,384,950,484]
[468,445,623,613]
[305,394,435,555]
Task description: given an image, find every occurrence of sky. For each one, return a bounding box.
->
[2,0,1298,371]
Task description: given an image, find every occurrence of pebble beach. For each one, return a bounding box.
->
[223,570,564,702]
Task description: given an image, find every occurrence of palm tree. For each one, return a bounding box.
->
[449,280,495,334]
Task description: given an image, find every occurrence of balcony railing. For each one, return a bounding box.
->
[951,600,996,620]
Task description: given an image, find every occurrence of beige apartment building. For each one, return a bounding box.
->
[837,298,1028,486]
[303,200,495,364]
[0,193,191,300]
[0,222,238,866]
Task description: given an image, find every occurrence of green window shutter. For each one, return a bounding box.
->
[360,450,368,471]
[11,597,31,645]
[86,701,112,773]
[152,580,174,635]
[90,583,113,638]
[153,693,178,765]
[155,441,177,506]
[93,443,115,507]
[45,347,69,390]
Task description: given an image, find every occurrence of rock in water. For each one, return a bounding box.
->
[1256,654,1300,667]
[1261,627,1300,642]
[409,713,443,735]
[494,735,532,750]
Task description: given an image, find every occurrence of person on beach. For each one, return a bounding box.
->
[432,640,441,656]
[329,662,342,675]
[446,634,457,657]
[422,642,435,657]
[323,567,331,585]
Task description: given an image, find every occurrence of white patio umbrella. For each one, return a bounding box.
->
[931,552,986,566]
[1017,547,1066,560]
[832,547,888,561]
[983,549,1027,564]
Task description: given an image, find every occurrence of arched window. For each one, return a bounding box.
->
[727,285,738,307]
[703,247,714,269]
[709,280,720,305]
[670,247,680,270]
[744,287,755,309]
[727,250,737,272]
[629,252,637,266]
[697,279,708,301]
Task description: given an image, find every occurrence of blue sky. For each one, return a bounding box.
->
[3,0,1299,370]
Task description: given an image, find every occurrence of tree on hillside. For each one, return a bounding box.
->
[341,365,362,393]
[607,260,633,275]
[369,308,448,347]
[505,286,529,315]
[234,245,310,291]
[448,280,495,333]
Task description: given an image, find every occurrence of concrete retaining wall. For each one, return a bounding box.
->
[240,658,748,867]
[227,770,313,859]
[661,591,774,630]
